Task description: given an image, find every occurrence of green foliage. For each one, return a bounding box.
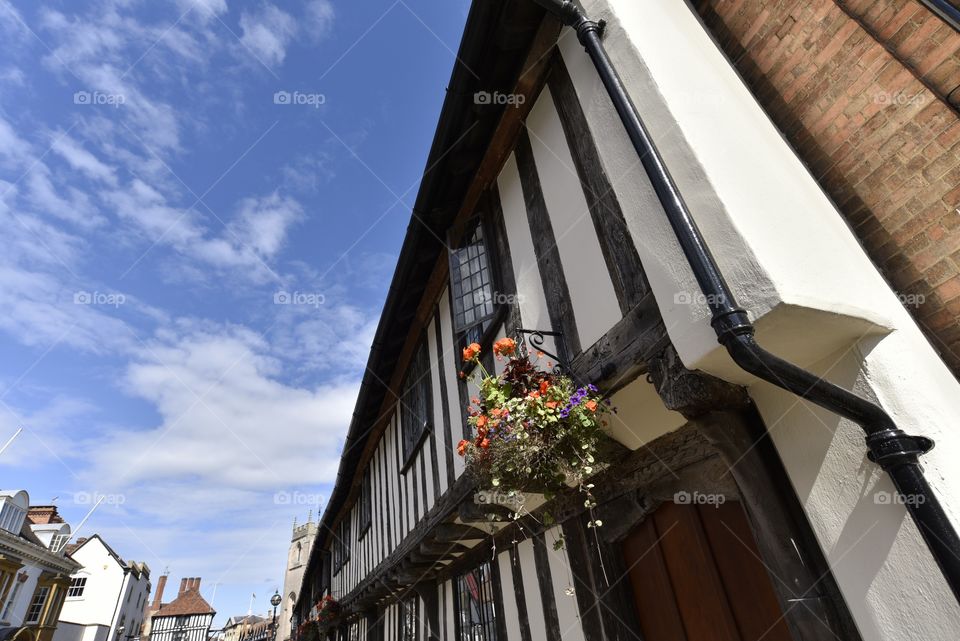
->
[457,347,609,496]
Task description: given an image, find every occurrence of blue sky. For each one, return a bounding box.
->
[0,0,469,625]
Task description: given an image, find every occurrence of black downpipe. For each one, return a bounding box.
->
[531,0,960,602]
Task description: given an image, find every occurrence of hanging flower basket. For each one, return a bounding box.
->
[316,595,341,626]
[457,338,610,501]
[297,620,320,641]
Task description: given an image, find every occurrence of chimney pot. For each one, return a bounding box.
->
[152,575,168,610]
[193,577,201,591]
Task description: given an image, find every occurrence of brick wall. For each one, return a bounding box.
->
[695,0,960,375]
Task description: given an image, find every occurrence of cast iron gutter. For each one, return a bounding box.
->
[531,0,960,602]
[917,0,960,33]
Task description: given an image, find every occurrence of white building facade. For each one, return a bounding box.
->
[52,536,150,641]
[0,491,80,641]
[289,0,960,639]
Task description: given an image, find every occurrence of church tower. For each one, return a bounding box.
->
[276,514,317,641]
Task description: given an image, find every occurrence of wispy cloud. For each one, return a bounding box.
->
[239,3,297,68]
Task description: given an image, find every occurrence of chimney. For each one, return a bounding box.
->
[193,577,201,591]
[152,575,167,610]
[179,578,189,596]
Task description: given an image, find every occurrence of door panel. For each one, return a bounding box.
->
[622,501,793,641]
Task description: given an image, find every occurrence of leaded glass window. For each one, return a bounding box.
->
[456,562,497,641]
[401,338,432,464]
[450,220,496,337]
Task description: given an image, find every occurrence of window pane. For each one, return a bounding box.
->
[449,220,496,334]
[457,562,497,641]
[26,586,49,623]
[401,339,431,461]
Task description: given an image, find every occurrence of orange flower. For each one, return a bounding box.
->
[477,415,488,428]
[490,408,503,418]
[539,380,549,395]
[585,399,598,412]
[545,401,558,409]
[493,337,517,357]
[528,390,540,399]
[462,342,481,361]
[457,439,470,456]
[480,438,490,449]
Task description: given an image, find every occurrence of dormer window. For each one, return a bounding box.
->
[0,492,28,535]
[50,534,69,552]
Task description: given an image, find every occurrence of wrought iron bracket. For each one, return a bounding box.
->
[515,328,567,371]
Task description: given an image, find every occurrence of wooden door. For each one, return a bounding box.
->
[622,501,794,641]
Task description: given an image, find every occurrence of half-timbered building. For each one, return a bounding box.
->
[147,579,214,641]
[293,0,960,639]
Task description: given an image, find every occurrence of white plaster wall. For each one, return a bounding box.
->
[2,563,41,626]
[516,539,546,641]
[542,527,584,641]
[557,0,960,637]
[437,288,467,479]
[61,542,125,625]
[607,377,686,451]
[524,87,622,348]
[497,154,558,358]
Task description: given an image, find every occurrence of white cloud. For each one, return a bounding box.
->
[102,180,303,280]
[0,265,133,355]
[83,326,357,490]
[25,168,107,229]
[0,66,25,86]
[0,114,32,164]
[176,0,229,22]
[51,133,119,185]
[229,193,303,257]
[304,0,335,42]
[239,4,297,67]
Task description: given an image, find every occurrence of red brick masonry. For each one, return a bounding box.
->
[695,0,960,374]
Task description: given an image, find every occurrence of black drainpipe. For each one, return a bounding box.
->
[531,0,960,602]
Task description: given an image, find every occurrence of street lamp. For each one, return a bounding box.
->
[270,591,282,641]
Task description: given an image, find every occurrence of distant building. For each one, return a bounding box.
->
[145,578,213,641]
[0,492,80,641]
[275,518,315,641]
[24,508,71,554]
[51,535,150,641]
[220,616,270,641]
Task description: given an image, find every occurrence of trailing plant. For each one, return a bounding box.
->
[315,595,341,625]
[456,338,609,527]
